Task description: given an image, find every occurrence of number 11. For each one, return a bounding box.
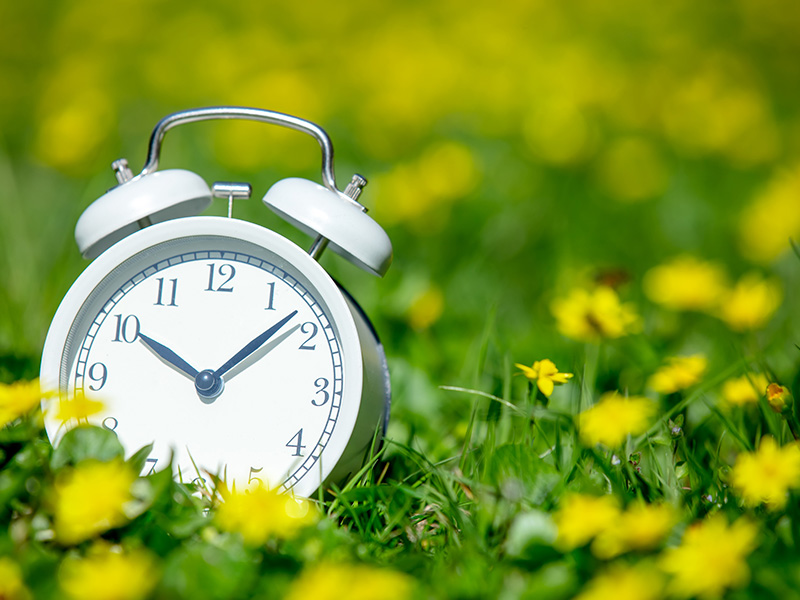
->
[154,278,178,306]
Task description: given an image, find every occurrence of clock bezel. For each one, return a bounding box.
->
[40,215,364,496]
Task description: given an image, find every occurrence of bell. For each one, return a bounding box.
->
[263,177,392,277]
[75,167,212,259]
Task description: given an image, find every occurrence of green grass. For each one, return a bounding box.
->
[4,0,800,597]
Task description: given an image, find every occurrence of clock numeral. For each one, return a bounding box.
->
[143,458,158,476]
[248,466,263,489]
[265,281,276,310]
[312,377,330,407]
[102,416,118,431]
[286,429,306,457]
[111,314,140,343]
[205,263,235,292]
[88,362,108,391]
[154,277,179,306]
[298,322,318,350]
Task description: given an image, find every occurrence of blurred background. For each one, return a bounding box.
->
[2,0,800,447]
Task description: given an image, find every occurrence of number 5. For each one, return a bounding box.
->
[248,466,263,489]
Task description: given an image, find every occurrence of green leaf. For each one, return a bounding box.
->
[127,442,155,474]
[50,426,125,470]
[504,509,558,558]
[159,539,258,600]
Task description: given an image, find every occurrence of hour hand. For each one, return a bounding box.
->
[139,333,199,380]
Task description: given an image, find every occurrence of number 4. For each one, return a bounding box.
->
[286,429,306,457]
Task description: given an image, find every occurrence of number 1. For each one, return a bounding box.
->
[265,282,275,310]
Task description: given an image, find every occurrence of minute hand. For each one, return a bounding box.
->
[213,310,298,378]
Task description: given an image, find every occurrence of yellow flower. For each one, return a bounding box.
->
[551,286,640,342]
[515,359,573,397]
[59,544,156,600]
[215,485,317,545]
[659,514,758,598]
[592,502,678,558]
[720,374,769,407]
[717,272,782,332]
[648,355,707,395]
[284,563,414,600]
[0,557,31,600]
[643,256,728,312]
[738,164,800,262]
[731,436,800,509]
[373,141,478,225]
[766,383,792,414]
[553,493,620,551]
[407,285,444,330]
[0,379,45,428]
[54,460,137,544]
[53,392,105,425]
[573,562,664,600]
[578,392,657,448]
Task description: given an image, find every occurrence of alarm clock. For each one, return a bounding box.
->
[40,107,393,497]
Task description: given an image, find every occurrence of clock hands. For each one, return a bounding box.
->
[137,311,299,402]
[194,310,299,401]
[222,323,302,382]
[138,333,200,380]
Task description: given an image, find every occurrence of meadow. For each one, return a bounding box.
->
[2,0,800,598]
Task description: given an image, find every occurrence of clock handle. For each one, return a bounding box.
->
[138,106,362,209]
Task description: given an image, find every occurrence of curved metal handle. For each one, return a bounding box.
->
[139,106,344,196]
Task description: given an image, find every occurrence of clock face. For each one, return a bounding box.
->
[42,218,364,495]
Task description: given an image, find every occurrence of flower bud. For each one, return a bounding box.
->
[766,383,792,414]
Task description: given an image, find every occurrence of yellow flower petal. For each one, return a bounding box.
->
[516,359,573,398]
[551,286,640,342]
[0,379,45,428]
[660,515,758,598]
[54,460,136,544]
[537,377,555,397]
[284,563,414,600]
[643,255,728,311]
[731,436,800,509]
[648,355,707,395]
[216,485,317,545]
[578,392,657,448]
[554,493,620,550]
[60,545,156,600]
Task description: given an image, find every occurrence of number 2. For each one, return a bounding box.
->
[298,322,317,350]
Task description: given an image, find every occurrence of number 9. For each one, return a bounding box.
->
[88,362,108,391]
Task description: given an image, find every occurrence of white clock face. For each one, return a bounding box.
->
[42,219,364,494]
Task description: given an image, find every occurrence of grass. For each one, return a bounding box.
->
[4,0,800,597]
[2,279,800,599]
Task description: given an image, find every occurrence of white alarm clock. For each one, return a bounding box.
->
[40,107,392,497]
